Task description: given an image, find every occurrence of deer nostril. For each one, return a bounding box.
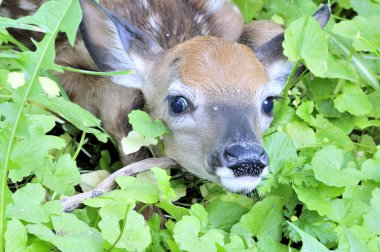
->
[259,152,269,167]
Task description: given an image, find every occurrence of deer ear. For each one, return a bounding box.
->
[251,5,331,82]
[79,0,161,89]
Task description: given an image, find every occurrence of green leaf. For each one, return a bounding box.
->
[5,219,28,252]
[334,82,372,116]
[262,0,317,25]
[264,132,297,174]
[361,151,380,183]
[207,194,252,232]
[286,121,316,149]
[9,135,65,182]
[98,201,151,251]
[120,131,157,155]
[368,90,380,118]
[6,183,62,223]
[189,203,208,228]
[232,0,264,22]
[36,96,108,142]
[35,154,81,195]
[27,213,103,252]
[311,146,362,187]
[238,196,284,242]
[116,176,159,204]
[363,188,380,235]
[173,216,225,252]
[337,227,371,252]
[293,184,333,217]
[283,16,328,76]
[351,0,380,16]
[332,15,380,52]
[287,222,329,252]
[152,167,178,201]
[128,110,169,139]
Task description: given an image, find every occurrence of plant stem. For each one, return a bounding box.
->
[73,131,86,160]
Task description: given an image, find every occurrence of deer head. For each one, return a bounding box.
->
[79,0,330,193]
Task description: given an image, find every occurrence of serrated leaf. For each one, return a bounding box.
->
[363,188,380,235]
[27,213,103,252]
[287,223,329,252]
[6,183,62,223]
[189,203,208,228]
[361,151,380,182]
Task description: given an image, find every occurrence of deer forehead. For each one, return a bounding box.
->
[161,37,268,100]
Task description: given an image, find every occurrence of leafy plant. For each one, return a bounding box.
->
[1,0,380,251]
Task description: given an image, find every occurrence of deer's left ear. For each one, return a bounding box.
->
[243,5,330,82]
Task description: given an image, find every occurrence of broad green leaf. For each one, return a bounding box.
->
[296,101,317,126]
[128,110,169,138]
[332,15,380,52]
[337,227,371,252]
[157,200,189,221]
[27,213,103,252]
[262,0,317,25]
[264,132,297,174]
[257,236,289,252]
[286,121,316,149]
[239,196,284,242]
[116,176,159,204]
[351,0,380,16]
[35,154,81,195]
[315,116,355,151]
[6,183,62,223]
[173,216,224,252]
[5,219,28,252]
[283,16,328,76]
[363,189,380,235]
[98,201,151,251]
[207,195,251,232]
[152,167,177,201]
[334,82,372,116]
[9,135,65,182]
[121,131,157,155]
[311,146,362,187]
[232,0,264,22]
[329,198,370,225]
[189,203,208,228]
[287,223,329,252]
[361,151,380,182]
[36,96,108,142]
[368,90,380,118]
[293,184,332,217]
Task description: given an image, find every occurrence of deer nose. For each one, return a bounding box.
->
[222,144,269,177]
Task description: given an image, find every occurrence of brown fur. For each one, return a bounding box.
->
[2,0,283,166]
[240,20,284,49]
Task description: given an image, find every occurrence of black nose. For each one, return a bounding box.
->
[222,144,269,177]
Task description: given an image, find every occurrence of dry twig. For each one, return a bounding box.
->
[60,157,177,212]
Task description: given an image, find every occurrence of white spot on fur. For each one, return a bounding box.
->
[19,0,38,11]
[213,106,218,111]
[216,166,269,193]
[148,15,160,32]
[205,0,226,13]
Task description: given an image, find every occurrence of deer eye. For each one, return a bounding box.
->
[169,96,189,114]
[262,97,275,114]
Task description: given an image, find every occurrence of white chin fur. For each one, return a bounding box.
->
[216,167,269,193]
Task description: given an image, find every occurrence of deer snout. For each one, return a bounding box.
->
[222,144,269,177]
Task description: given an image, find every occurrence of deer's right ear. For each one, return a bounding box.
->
[79,0,161,89]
